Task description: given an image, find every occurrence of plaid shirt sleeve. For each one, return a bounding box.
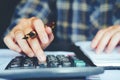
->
[5,0,50,36]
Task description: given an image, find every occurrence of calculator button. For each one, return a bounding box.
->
[69,56,86,67]
[10,56,23,68]
[6,54,87,70]
[74,60,86,67]
[39,63,47,68]
[48,61,59,67]
[23,58,34,67]
[62,61,71,67]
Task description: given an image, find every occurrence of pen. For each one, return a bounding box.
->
[22,22,55,40]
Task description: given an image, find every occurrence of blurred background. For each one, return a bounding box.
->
[0,0,20,48]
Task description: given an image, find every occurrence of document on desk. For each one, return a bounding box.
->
[75,41,120,67]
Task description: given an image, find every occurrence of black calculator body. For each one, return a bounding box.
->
[0,41,104,80]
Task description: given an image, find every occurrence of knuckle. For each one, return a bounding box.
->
[108,26,113,29]
[3,35,10,43]
[14,30,22,35]
[30,17,38,20]
[3,36,8,42]
[97,29,105,34]
[24,27,32,33]
[117,25,120,29]
[14,30,23,39]
[19,18,27,23]
[34,18,42,23]
[105,31,111,36]
[19,18,31,27]
[29,17,38,25]
[116,26,120,30]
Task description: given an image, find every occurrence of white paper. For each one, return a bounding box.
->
[75,41,120,66]
[99,70,120,80]
[87,70,120,80]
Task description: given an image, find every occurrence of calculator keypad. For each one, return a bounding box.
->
[6,55,86,69]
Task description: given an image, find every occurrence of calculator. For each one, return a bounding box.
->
[0,42,104,80]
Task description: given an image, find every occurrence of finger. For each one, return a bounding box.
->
[27,38,46,62]
[105,31,120,53]
[4,35,21,52]
[91,28,107,49]
[95,27,120,53]
[33,19,49,44]
[41,27,54,49]
[14,30,34,57]
[45,26,52,34]
[24,27,46,62]
[45,27,54,42]
[95,31,112,53]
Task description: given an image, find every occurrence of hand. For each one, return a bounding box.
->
[91,25,120,53]
[4,17,54,62]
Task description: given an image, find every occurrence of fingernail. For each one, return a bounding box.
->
[41,55,46,62]
[37,55,46,62]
